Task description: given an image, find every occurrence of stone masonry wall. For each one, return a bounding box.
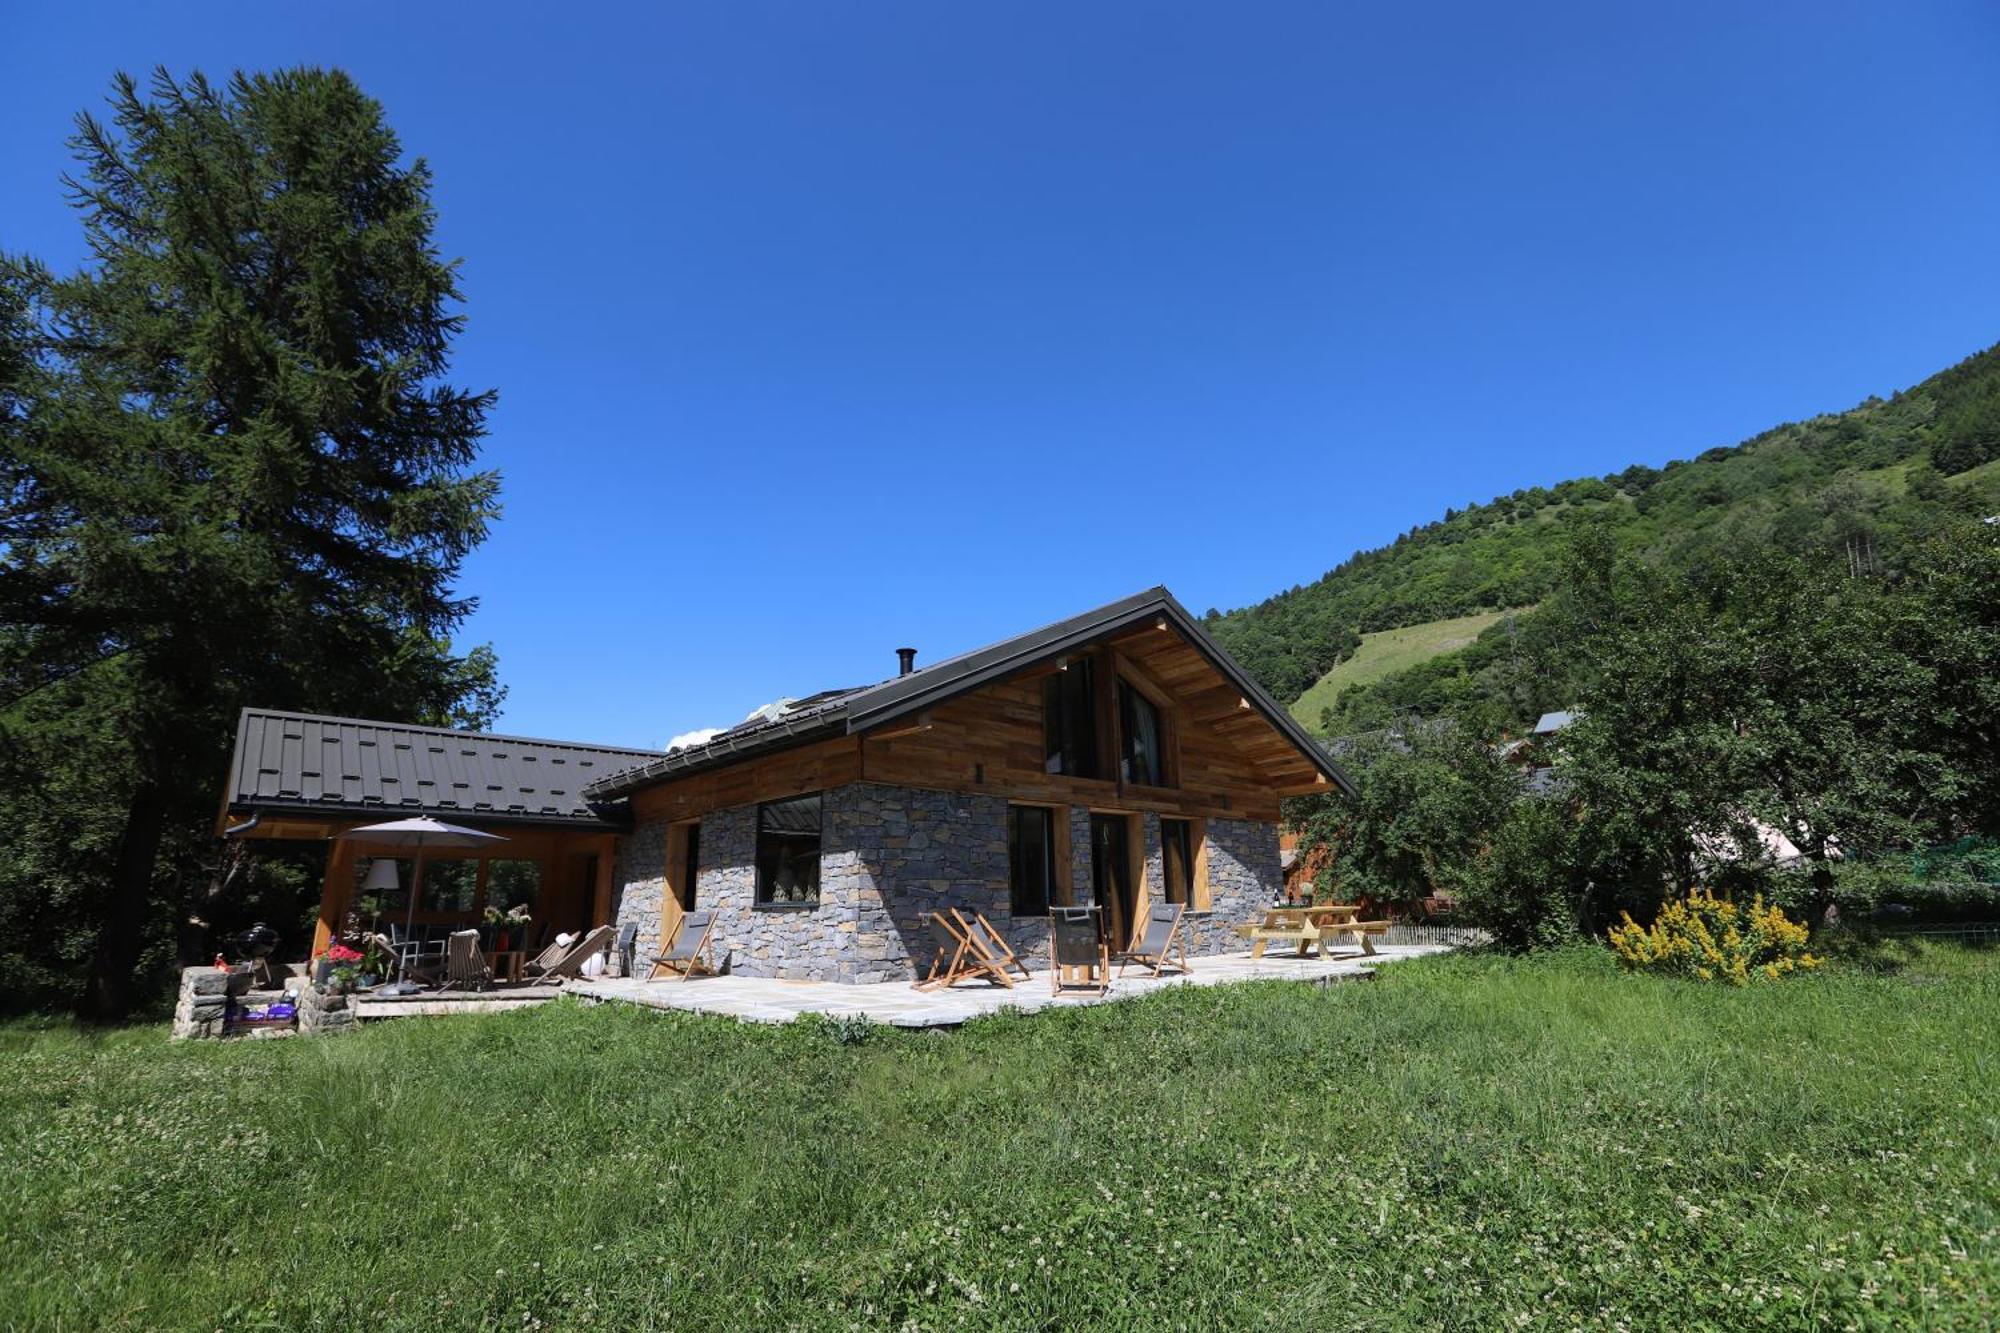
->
[1181,816,1282,956]
[610,782,1287,982]
[837,783,1010,983]
[612,817,668,970]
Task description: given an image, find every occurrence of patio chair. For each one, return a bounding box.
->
[647,910,719,982]
[522,931,569,977]
[1049,905,1109,996]
[440,928,492,992]
[387,923,444,981]
[527,924,616,986]
[1116,902,1190,979]
[950,908,1032,981]
[614,922,639,978]
[915,911,1015,991]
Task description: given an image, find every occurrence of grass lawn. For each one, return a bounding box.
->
[3,947,1995,1331]
[1291,610,1517,725]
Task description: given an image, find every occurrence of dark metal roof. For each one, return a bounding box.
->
[584,586,1356,800]
[224,708,662,829]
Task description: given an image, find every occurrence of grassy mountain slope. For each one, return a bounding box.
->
[1209,341,2000,720]
[1290,609,1513,723]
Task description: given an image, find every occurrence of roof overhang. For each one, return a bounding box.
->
[584,587,1355,801]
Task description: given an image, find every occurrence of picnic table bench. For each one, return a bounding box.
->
[1233,905,1391,958]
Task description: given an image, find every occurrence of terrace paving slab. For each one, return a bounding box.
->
[572,944,1450,1028]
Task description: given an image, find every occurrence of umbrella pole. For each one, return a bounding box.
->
[396,838,424,989]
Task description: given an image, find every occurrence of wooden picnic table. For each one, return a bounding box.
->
[1233,904,1385,958]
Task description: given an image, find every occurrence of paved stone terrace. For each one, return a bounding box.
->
[571,943,1452,1028]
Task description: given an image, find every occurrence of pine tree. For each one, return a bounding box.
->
[0,68,502,1016]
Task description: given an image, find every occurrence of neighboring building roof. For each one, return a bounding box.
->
[1533,709,1577,734]
[224,708,663,829]
[584,586,1356,800]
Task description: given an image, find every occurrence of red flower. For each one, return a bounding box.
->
[325,943,365,964]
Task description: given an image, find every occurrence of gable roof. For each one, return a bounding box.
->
[224,708,662,829]
[583,586,1355,800]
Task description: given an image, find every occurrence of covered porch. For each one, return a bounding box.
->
[218,707,662,973]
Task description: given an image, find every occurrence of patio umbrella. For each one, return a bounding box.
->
[338,817,507,991]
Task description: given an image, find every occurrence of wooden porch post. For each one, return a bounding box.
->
[591,833,618,927]
[310,836,358,959]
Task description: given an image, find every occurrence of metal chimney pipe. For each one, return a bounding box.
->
[896,647,917,676]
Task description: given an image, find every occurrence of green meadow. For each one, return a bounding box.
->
[2,946,1994,1331]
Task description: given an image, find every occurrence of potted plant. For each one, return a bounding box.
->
[483,903,533,952]
[321,942,365,993]
[357,938,392,989]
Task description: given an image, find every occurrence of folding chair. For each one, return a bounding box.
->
[1049,906,1109,995]
[440,928,492,992]
[950,908,1032,981]
[647,910,719,982]
[1116,902,1191,978]
[528,924,615,986]
[914,912,1015,991]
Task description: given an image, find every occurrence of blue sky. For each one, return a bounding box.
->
[6,3,1998,748]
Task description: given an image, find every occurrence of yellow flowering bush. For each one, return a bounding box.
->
[1608,890,1820,984]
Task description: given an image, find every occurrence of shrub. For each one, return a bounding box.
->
[1607,890,1820,985]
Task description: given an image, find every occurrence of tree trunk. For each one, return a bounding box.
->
[85,780,167,1021]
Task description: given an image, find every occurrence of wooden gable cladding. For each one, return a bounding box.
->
[626,621,1331,825]
[629,734,865,824]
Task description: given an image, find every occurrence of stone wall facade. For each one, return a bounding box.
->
[1182,816,1282,956]
[610,781,1286,984]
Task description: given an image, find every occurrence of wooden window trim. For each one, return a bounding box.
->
[1009,801,1074,908]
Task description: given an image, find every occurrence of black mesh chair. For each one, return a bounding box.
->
[1049,906,1108,995]
[614,922,638,978]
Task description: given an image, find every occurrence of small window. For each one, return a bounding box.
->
[1008,805,1056,916]
[755,794,822,905]
[1161,819,1194,906]
[1043,658,1099,778]
[1119,679,1166,787]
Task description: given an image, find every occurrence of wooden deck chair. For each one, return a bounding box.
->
[522,932,569,977]
[1116,903,1191,978]
[951,909,1033,981]
[915,912,1015,991]
[647,910,719,982]
[440,928,492,992]
[528,924,615,986]
[1048,906,1109,996]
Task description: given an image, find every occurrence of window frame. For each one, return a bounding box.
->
[1042,657,1100,779]
[754,793,823,908]
[1007,804,1059,917]
[1160,817,1200,907]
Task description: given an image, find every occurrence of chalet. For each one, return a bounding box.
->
[219,588,1353,982]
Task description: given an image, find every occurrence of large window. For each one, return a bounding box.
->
[755,794,822,905]
[1161,819,1195,906]
[1119,680,1166,787]
[1042,658,1099,778]
[1008,805,1057,916]
[419,857,478,914]
[485,859,541,915]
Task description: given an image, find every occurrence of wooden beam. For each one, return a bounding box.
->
[591,833,618,927]
[310,836,358,959]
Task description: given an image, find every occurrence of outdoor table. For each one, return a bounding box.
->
[1237,904,1363,959]
[486,949,524,983]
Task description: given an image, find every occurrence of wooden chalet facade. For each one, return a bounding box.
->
[218,588,1351,981]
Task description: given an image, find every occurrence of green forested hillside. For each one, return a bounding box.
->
[1210,342,2000,725]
